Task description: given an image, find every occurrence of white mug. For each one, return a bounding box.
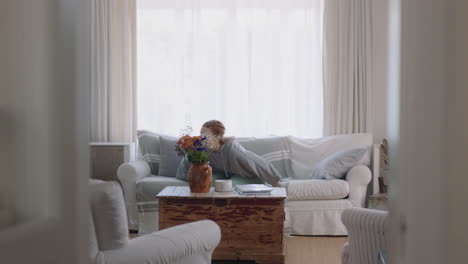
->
[215,180,232,192]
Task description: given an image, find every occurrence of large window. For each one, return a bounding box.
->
[137,0,323,137]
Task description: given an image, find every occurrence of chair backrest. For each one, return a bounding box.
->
[89,179,129,252]
[342,208,388,264]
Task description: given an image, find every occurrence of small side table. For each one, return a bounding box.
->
[368,193,389,211]
[89,142,135,181]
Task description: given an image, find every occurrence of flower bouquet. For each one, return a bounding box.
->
[175,135,209,163]
[175,127,212,193]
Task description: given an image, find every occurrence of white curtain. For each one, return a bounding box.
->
[90,0,137,142]
[137,0,324,138]
[322,0,373,136]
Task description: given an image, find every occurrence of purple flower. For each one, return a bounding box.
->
[197,147,206,151]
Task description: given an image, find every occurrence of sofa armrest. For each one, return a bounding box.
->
[345,165,372,207]
[117,160,151,230]
[102,220,221,264]
[341,208,388,264]
[117,160,151,183]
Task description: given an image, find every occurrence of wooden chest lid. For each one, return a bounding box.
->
[157,186,287,200]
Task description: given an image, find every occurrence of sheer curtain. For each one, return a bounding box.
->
[322,0,373,136]
[90,0,137,142]
[137,0,323,138]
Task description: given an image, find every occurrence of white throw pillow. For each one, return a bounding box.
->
[288,133,372,179]
[311,148,367,179]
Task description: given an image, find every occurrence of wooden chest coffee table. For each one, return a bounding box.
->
[157,186,287,264]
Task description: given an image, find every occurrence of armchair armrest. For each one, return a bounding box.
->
[117,160,151,230]
[341,208,388,264]
[342,208,387,235]
[102,220,221,264]
[345,165,372,207]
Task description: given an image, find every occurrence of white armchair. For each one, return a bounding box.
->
[341,208,388,264]
[89,180,221,264]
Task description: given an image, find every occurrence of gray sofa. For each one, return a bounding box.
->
[118,132,379,235]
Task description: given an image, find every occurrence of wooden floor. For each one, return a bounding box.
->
[130,234,346,264]
[285,236,347,264]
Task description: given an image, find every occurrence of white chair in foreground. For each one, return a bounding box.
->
[88,180,221,264]
[341,208,388,264]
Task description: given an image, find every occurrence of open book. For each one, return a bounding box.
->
[235,184,274,194]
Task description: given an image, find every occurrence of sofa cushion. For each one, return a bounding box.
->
[279,177,294,188]
[287,179,349,200]
[136,176,188,202]
[137,130,177,175]
[288,133,372,179]
[311,148,367,179]
[89,179,129,250]
[137,130,162,175]
[158,136,183,177]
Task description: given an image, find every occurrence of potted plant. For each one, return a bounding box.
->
[175,129,212,193]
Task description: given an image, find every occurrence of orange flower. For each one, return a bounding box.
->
[177,135,191,145]
[178,135,204,149]
[181,141,191,149]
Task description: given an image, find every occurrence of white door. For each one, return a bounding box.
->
[387,0,468,263]
[0,0,90,263]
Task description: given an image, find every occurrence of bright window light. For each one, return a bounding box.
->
[137,0,323,137]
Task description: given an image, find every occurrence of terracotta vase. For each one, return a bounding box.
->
[188,163,212,193]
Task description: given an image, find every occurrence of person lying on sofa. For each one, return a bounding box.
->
[176,120,282,187]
